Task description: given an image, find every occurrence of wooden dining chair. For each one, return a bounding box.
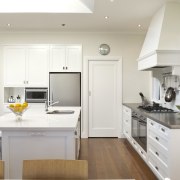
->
[22,159,88,179]
[0,160,4,179]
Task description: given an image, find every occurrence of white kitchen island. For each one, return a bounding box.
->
[0,106,81,179]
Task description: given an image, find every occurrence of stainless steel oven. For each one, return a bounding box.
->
[25,88,48,103]
[132,111,147,152]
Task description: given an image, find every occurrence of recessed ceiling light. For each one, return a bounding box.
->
[7,23,11,27]
[110,0,114,2]
[138,24,141,27]
[105,16,109,19]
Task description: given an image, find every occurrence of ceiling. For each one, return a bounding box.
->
[0,0,171,33]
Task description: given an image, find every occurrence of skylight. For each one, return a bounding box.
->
[0,0,94,13]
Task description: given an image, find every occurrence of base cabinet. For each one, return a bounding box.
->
[147,118,180,180]
[2,130,77,179]
[123,105,180,180]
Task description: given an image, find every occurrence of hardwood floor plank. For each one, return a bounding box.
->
[79,138,157,180]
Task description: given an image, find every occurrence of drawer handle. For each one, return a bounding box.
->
[75,131,77,135]
[155,137,159,141]
[161,128,165,132]
[140,151,143,155]
[133,142,136,145]
[155,166,159,171]
[151,122,154,126]
[155,152,159,156]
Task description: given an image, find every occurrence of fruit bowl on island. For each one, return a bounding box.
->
[7,102,28,121]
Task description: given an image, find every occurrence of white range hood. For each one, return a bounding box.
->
[138,2,180,71]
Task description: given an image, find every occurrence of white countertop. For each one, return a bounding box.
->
[0,106,81,131]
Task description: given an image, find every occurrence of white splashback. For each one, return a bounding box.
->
[152,67,180,111]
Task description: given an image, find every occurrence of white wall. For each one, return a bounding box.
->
[0,32,151,109]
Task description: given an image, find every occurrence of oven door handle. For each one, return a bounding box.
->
[139,121,146,126]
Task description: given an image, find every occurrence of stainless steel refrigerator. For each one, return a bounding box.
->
[49,72,81,106]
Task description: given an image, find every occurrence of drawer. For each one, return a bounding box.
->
[123,124,131,138]
[148,119,159,130]
[148,129,168,151]
[148,119,169,138]
[148,142,168,168]
[138,147,147,162]
[123,106,131,116]
[131,139,138,150]
[157,124,169,137]
[148,154,169,180]
[123,113,131,127]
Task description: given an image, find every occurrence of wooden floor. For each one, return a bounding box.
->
[79,138,157,180]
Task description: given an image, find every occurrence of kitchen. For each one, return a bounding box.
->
[0,0,180,180]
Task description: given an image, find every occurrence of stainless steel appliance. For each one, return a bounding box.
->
[25,88,48,103]
[49,72,81,106]
[132,111,147,152]
[138,104,175,113]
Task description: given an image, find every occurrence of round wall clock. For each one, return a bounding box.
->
[99,44,110,55]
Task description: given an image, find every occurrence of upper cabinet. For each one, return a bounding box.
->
[26,46,49,87]
[4,45,49,87]
[4,46,27,87]
[50,45,82,72]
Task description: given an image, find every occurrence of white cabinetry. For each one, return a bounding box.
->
[123,106,132,141]
[2,130,76,179]
[4,46,26,87]
[50,45,82,72]
[4,45,49,87]
[26,46,49,87]
[123,105,147,161]
[147,118,180,180]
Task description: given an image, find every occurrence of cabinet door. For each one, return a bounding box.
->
[66,46,82,72]
[50,46,66,72]
[4,46,26,87]
[26,46,49,87]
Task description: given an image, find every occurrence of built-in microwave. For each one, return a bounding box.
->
[25,88,48,103]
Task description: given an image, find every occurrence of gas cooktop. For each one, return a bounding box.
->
[138,105,175,113]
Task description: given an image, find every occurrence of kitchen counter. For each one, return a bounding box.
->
[0,106,81,130]
[123,103,180,129]
[0,106,81,179]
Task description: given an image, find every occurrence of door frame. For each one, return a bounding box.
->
[82,56,123,138]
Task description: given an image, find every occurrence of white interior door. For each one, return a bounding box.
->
[89,60,120,137]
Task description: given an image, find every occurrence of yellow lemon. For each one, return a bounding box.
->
[22,102,28,108]
[13,106,19,112]
[18,107,23,113]
[9,104,14,108]
[15,103,21,107]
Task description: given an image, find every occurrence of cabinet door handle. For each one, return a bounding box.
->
[126,131,128,134]
[155,166,159,171]
[155,137,159,141]
[140,151,143,155]
[151,122,154,126]
[74,131,77,135]
[126,120,128,123]
[66,67,68,70]
[26,81,28,84]
[155,152,159,156]
[23,80,26,84]
[161,128,165,132]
